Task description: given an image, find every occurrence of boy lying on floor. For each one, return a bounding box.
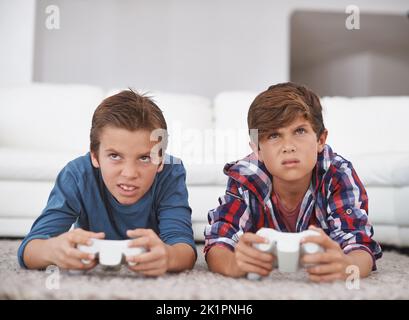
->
[204,82,382,282]
[18,89,196,276]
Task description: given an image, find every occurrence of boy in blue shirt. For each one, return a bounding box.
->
[18,89,196,276]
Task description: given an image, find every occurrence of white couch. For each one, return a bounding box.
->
[1,83,408,247]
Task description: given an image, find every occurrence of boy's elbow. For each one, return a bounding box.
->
[167,243,196,272]
[206,246,244,278]
[180,245,196,271]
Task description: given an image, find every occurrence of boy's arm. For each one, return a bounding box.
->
[302,226,373,282]
[204,178,254,275]
[156,161,197,264]
[23,239,54,269]
[347,249,373,278]
[18,166,83,269]
[301,226,374,282]
[325,162,382,269]
[23,229,105,270]
[166,243,196,272]
[207,234,275,278]
[206,245,245,277]
[301,162,382,282]
[126,229,195,275]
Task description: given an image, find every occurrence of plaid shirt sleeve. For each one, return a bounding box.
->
[204,178,253,255]
[326,161,382,270]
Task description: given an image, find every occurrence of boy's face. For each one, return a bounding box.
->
[91,126,164,206]
[252,116,327,184]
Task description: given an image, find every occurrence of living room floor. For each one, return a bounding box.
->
[1,240,408,300]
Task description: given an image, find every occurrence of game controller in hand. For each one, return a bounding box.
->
[247,228,324,280]
[77,239,146,269]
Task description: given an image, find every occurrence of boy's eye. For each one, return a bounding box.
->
[140,156,151,163]
[109,153,121,160]
[295,128,306,134]
[268,133,279,139]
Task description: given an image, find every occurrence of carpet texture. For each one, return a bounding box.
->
[1,240,408,300]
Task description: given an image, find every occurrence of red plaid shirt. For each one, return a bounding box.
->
[204,144,382,269]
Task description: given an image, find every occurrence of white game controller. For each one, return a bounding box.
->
[77,239,146,269]
[247,228,324,280]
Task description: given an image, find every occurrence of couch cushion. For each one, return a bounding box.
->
[0,148,81,181]
[213,91,257,130]
[0,83,104,153]
[0,180,55,218]
[366,186,409,226]
[321,96,409,158]
[352,153,409,187]
[213,91,257,162]
[184,163,228,186]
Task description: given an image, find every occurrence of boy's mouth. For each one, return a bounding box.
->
[117,183,139,192]
[281,159,300,166]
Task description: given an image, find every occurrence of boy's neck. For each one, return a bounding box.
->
[272,172,312,211]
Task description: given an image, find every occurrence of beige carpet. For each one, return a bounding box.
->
[1,240,408,300]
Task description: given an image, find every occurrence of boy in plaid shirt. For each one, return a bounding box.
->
[204,82,382,282]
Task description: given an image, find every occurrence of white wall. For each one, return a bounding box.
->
[0,0,36,86]
[33,0,290,98]
[1,0,407,95]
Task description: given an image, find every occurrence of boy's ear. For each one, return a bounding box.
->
[157,160,165,173]
[317,129,328,153]
[90,151,100,168]
[249,141,263,162]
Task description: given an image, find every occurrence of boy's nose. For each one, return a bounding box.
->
[121,165,140,179]
[283,145,297,153]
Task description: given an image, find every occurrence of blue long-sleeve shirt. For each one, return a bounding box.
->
[18,153,196,268]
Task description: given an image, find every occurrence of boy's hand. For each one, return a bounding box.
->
[300,225,354,282]
[126,229,169,276]
[235,232,275,277]
[48,228,105,270]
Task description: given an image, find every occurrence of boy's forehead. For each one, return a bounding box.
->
[103,145,152,154]
[99,126,152,139]
[99,127,157,153]
[276,117,312,130]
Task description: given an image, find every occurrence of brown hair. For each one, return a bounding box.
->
[247,82,325,142]
[90,89,168,154]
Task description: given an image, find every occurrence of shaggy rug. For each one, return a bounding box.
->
[1,240,408,300]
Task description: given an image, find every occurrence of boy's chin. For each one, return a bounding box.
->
[273,172,310,183]
[113,194,141,206]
